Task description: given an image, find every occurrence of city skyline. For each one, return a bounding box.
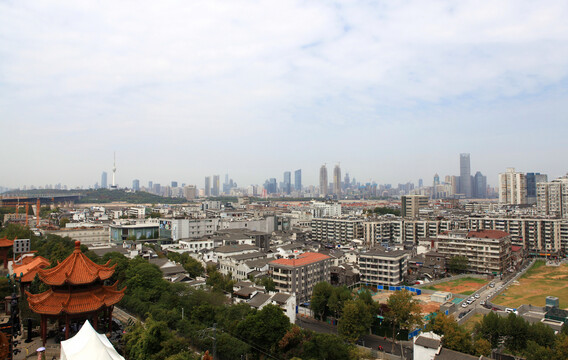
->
[1,1,568,188]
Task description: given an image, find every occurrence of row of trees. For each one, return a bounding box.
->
[428,311,568,359]
[310,282,424,345]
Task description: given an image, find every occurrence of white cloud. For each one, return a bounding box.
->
[1,0,567,187]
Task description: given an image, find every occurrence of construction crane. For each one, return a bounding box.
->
[0,198,41,227]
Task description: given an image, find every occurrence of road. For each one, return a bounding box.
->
[296,316,413,359]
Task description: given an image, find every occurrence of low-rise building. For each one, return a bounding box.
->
[269,252,332,302]
[357,249,408,287]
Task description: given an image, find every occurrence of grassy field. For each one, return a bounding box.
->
[423,277,487,295]
[493,260,568,309]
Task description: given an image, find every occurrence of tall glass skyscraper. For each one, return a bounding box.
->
[283,171,291,194]
[319,164,328,197]
[460,153,472,197]
[294,169,302,191]
[101,172,108,189]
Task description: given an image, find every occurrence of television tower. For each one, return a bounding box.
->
[111,152,117,189]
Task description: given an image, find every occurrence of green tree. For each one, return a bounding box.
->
[338,300,373,343]
[59,217,70,228]
[385,290,423,350]
[427,313,472,354]
[237,304,291,354]
[475,311,502,349]
[310,282,333,320]
[448,255,468,273]
[473,338,492,357]
[503,313,529,352]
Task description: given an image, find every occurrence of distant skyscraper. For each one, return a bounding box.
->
[148,181,153,190]
[459,153,472,197]
[264,178,277,194]
[432,174,440,199]
[319,164,328,197]
[473,171,487,198]
[294,169,302,191]
[132,179,140,191]
[204,177,211,196]
[171,181,178,188]
[101,172,108,189]
[418,179,423,188]
[333,164,341,196]
[499,168,527,204]
[283,171,291,195]
[344,173,350,191]
[526,172,548,204]
[212,175,220,196]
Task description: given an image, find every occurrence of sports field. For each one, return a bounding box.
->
[493,261,568,309]
[422,277,487,295]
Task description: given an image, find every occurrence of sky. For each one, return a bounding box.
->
[1,0,568,190]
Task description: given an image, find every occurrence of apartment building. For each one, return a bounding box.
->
[499,168,527,205]
[537,177,568,218]
[269,252,332,302]
[401,195,429,218]
[311,217,363,242]
[357,249,408,287]
[437,230,512,274]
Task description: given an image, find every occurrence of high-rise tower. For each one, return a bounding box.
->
[204,177,211,196]
[110,152,117,189]
[283,171,291,195]
[101,172,108,189]
[459,153,471,197]
[319,164,328,197]
[333,164,341,196]
[294,169,302,191]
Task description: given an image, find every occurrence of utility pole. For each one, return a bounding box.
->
[212,323,217,360]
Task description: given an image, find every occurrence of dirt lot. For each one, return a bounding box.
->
[422,277,487,295]
[493,261,568,309]
[371,291,440,315]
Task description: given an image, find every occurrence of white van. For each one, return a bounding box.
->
[505,308,518,314]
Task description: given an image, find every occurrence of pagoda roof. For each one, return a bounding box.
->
[13,256,50,283]
[0,237,14,248]
[26,282,125,316]
[38,241,116,286]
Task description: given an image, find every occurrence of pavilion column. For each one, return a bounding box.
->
[105,307,111,333]
[65,314,69,340]
[41,316,47,346]
[93,311,98,331]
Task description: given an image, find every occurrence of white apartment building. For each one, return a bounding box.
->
[537,176,568,219]
[499,168,527,205]
[311,217,363,242]
[437,230,512,274]
[357,249,408,287]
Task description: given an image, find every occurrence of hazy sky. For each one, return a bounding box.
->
[1,1,567,189]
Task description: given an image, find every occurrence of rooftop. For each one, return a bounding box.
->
[270,252,331,267]
[466,230,509,239]
[38,241,116,286]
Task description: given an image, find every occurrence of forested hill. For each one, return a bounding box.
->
[3,188,188,205]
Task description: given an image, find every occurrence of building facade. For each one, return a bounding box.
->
[358,249,408,287]
[437,230,512,274]
[270,252,332,302]
[319,164,328,197]
[401,195,429,218]
[311,217,363,242]
[499,168,527,204]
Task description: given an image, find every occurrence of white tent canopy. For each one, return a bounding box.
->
[60,320,124,360]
